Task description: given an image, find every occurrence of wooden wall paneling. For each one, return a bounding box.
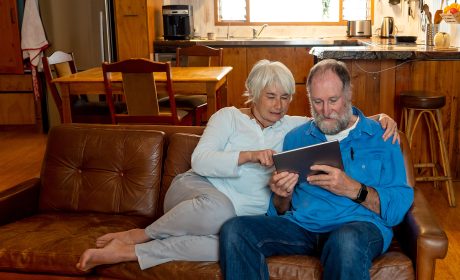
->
[246,47,306,84]
[245,47,313,117]
[347,60,382,117]
[379,60,396,118]
[223,48,247,108]
[288,85,310,117]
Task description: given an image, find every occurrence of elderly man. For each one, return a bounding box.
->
[219,59,414,280]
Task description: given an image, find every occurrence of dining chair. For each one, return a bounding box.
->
[159,45,224,125]
[102,58,193,125]
[42,51,115,124]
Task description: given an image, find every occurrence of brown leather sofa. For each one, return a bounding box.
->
[0,124,448,280]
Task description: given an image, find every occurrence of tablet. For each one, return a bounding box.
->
[272,140,344,182]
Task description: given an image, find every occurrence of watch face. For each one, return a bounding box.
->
[355,184,368,203]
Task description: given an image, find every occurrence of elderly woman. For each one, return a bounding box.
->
[76,60,398,271]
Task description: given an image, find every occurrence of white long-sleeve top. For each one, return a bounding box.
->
[191,107,307,216]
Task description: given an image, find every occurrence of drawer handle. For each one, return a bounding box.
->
[123,14,139,17]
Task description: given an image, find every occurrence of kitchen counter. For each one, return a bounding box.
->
[155,37,460,60]
[310,44,460,60]
[154,37,364,52]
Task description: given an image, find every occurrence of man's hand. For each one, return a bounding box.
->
[269,171,299,197]
[238,149,276,166]
[308,164,381,214]
[269,171,299,214]
[378,113,399,144]
[307,165,360,199]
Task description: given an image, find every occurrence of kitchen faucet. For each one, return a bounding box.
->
[251,24,268,39]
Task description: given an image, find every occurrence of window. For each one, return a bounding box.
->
[216,0,372,25]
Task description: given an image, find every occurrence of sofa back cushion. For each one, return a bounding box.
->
[39,125,165,218]
[158,133,201,216]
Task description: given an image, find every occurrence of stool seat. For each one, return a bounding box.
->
[400,92,446,109]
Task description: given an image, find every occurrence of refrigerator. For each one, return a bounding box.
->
[39,0,116,71]
[38,0,117,129]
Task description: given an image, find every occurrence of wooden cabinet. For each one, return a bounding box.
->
[0,74,35,125]
[113,0,161,61]
[222,46,314,117]
[223,48,248,109]
[0,0,23,74]
[0,0,38,127]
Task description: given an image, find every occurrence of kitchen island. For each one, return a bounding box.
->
[310,44,460,181]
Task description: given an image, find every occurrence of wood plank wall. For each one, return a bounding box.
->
[344,59,460,179]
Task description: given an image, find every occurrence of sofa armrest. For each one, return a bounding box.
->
[396,187,448,280]
[0,178,41,225]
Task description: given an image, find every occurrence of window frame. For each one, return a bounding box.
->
[214,0,374,26]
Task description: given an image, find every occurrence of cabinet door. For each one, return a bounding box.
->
[223,48,247,108]
[0,0,23,74]
[246,47,314,116]
[114,0,149,60]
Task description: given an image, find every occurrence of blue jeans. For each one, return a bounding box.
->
[219,215,383,280]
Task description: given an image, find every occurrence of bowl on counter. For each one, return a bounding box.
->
[395,35,417,44]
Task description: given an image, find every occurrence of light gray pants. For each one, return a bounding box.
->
[134,171,236,269]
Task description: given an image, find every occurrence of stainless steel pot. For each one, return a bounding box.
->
[346,20,372,38]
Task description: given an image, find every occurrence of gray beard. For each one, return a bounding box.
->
[312,104,353,135]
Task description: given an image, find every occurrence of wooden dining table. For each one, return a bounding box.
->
[52,66,233,123]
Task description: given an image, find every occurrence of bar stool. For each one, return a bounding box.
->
[399,91,456,207]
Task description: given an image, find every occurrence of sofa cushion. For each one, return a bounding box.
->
[0,212,150,275]
[94,248,412,280]
[39,125,165,218]
[159,133,201,216]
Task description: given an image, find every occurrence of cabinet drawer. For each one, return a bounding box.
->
[0,74,33,92]
[0,93,35,124]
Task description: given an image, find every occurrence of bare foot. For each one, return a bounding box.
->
[76,239,137,271]
[96,228,150,248]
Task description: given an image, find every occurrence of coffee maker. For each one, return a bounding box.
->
[162,5,194,40]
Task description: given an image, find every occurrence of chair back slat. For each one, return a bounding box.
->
[42,51,78,122]
[176,45,223,67]
[102,58,189,125]
[122,72,160,116]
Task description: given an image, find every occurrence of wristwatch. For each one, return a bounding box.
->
[353,183,368,203]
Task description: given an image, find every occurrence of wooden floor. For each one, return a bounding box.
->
[0,127,459,279]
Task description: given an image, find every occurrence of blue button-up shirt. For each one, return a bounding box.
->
[267,107,414,253]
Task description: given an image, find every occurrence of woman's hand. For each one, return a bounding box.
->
[378,114,399,144]
[238,149,276,167]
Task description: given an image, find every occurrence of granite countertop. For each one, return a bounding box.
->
[154,37,363,50]
[154,37,460,59]
[310,43,460,60]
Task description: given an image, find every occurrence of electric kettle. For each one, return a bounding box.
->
[380,16,394,38]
